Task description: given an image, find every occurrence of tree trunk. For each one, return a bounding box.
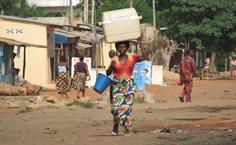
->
[225,57,228,72]
[0,82,41,96]
[0,84,26,96]
[210,52,217,72]
[83,0,89,23]
[20,82,42,95]
[165,54,172,70]
[161,46,175,70]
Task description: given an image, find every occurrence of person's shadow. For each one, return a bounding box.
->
[91,134,124,137]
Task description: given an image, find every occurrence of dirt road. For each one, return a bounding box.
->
[0,80,236,145]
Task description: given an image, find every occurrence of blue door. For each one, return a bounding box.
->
[0,44,14,84]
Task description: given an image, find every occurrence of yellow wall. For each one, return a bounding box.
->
[0,19,52,88]
[0,19,47,45]
[13,46,51,87]
[101,41,116,68]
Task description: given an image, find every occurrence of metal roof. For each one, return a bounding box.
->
[76,42,92,50]
[30,17,70,26]
[0,15,63,27]
[78,31,104,43]
[0,37,49,48]
[54,29,80,38]
[76,23,103,32]
[0,37,26,46]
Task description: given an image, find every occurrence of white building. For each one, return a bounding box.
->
[28,0,82,7]
[27,0,83,16]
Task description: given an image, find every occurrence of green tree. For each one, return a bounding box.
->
[95,0,236,71]
[0,0,44,17]
[155,0,236,71]
[96,0,153,24]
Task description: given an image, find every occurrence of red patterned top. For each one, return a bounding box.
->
[113,54,142,78]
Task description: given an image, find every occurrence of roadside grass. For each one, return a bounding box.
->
[66,100,94,109]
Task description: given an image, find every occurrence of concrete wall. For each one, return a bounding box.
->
[0,19,52,87]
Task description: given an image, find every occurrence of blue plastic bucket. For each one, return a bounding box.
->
[94,73,112,93]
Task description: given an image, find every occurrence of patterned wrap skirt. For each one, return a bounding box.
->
[231,65,236,71]
[232,65,236,76]
[111,78,137,129]
[72,73,87,91]
[56,72,69,94]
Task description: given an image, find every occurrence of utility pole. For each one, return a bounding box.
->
[129,0,133,7]
[152,0,157,40]
[83,0,89,23]
[152,0,156,30]
[0,4,3,15]
[91,0,95,27]
[91,0,97,67]
[69,0,73,30]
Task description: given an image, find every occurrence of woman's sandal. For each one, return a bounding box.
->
[179,96,184,102]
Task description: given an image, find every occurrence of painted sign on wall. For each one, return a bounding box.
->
[133,60,152,90]
[6,28,23,34]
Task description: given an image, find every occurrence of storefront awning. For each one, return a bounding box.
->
[0,37,27,46]
[0,37,48,48]
[54,29,80,43]
[55,33,67,43]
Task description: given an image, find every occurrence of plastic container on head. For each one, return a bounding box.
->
[102,8,142,43]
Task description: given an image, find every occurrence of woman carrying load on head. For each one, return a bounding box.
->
[106,39,148,135]
[56,55,69,98]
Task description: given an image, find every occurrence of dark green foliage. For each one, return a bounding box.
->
[95,0,235,70]
[96,0,236,54]
[96,0,153,23]
[156,0,236,52]
[0,0,45,17]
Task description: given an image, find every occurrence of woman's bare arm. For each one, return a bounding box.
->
[106,60,115,76]
[137,38,149,61]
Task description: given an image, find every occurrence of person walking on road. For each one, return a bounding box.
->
[179,50,196,103]
[56,56,69,98]
[231,57,236,79]
[106,39,148,135]
[73,55,90,99]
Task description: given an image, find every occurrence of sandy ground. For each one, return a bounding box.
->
[0,80,236,145]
